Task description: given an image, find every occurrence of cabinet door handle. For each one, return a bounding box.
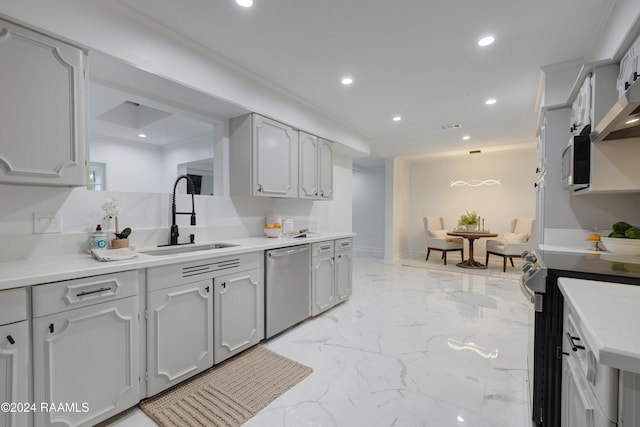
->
[634,72,639,82]
[76,287,111,297]
[6,335,15,345]
[625,81,631,91]
[565,333,585,351]
[49,324,54,333]
[205,286,210,293]
[221,282,226,289]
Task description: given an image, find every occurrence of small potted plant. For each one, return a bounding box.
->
[459,210,480,231]
[102,197,132,249]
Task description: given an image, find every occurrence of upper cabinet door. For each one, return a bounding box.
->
[617,35,640,97]
[0,19,88,186]
[299,131,319,199]
[252,115,298,197]
[318,139,333,200]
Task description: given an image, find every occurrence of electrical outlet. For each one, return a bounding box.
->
[34,212,62,234]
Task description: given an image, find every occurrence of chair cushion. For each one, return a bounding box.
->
[428,229,448,239]
[504,232,528,243]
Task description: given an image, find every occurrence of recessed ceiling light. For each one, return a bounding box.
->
[625,117,640,124]
[462,135,471,140]
[485,99,497,105]
[341,77,353,85]
[236,0,253,7]
[478,36,495,47]
[138,133,147,138]
[393,116,402,122]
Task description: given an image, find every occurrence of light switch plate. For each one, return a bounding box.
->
[34,212,62,234]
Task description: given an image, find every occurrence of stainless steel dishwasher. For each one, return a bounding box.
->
[265,244,311,338]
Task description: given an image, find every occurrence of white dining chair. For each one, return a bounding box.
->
[423,216,464,265]
[485,218,535,271]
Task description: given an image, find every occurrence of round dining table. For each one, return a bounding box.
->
[446,230,498,269]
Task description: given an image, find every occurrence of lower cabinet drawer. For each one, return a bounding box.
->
[32,270,139,317]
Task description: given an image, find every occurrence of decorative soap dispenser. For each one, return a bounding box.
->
[90,224,108,250]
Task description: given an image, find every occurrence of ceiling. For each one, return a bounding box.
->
[111,0,613,157]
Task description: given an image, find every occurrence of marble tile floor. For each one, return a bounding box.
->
[107,257,532,427]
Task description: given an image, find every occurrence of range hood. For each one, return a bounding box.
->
[590,77,640,142]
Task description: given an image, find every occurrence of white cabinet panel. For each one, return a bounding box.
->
[335,251,352,303]
[0,18,88,186]
[146,279,213,396]
[214,268,263,364]
[0,321,30,427]
[298,134,333,200]
[229,113,298,198]
[318,139,334,200]
[311,239,352,315]
[299,131,319,199]
[311,253,334,316]
[33,296,139,427]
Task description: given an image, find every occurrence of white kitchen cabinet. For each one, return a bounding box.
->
[32,271,139,427]
[0,18,88,187]
[299,131,319,199]
[230,113,298,198]
[617,33,640,97]
[146,279,213,396]
[214,267,263,364]
[318,138,334,200]
[0,288,30,427]
[311,241,335,316]
[334,238,353,303]
[569,75,591,135]
[311,238,352,316]
[299,132,334,200]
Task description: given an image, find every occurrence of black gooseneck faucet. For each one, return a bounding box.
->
[170,174,197,246]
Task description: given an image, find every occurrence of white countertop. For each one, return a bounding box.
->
[558,277,640,374]
[0,232,354,291]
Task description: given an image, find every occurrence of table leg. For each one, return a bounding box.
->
[456,237,486,269]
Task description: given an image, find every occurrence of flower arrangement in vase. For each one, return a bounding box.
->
[458,210,480,231]
[102,197,132,249]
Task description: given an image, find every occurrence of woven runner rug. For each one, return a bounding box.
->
[140,345,313,427]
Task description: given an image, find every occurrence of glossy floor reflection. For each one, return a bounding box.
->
[108,257,531,427]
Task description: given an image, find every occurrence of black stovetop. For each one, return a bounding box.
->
[538,249,640,285]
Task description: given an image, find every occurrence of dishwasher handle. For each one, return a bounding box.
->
[268,245,309,258]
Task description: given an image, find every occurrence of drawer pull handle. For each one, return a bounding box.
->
[565,333,585,351]
[76,287,112,297]
[6,335,15,345]
[49,324,54,334]
[320,245,331,250]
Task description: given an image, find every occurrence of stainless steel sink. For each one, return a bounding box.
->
[140,243,238,256]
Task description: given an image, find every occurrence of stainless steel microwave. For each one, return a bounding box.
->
[561,128,591,191]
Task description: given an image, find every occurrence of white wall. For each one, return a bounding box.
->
[406,148,537,258]
[91,135,165,193]
[352,158,386,257]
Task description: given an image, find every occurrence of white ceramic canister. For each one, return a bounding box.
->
[282,217,294,235]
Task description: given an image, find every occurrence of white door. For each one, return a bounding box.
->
[0,321,30,427]
[0,18,88,186]
[311,255,335,316]
[335,251,352,303]
[252,115,298,197]
[147,280,213,396]
[33,297,139,427]
[214,268,263,364]
[299,131,319,199]
[318,139,334,200]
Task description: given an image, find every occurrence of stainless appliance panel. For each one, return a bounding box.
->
[265,245,310,339]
